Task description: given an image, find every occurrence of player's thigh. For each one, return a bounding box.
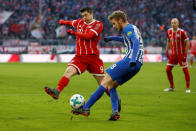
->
[118,62,142,85]
[68,56,88,75]
[87,56,104,75]
[106,59,136,85]
[64,66,78,78]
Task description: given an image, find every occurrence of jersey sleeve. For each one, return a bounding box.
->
[124,26,139,63]
[72,19,81,28]
[166,30,169,39]
[182,30,189,40]
[105,36,124,42]
[90,22,103,36]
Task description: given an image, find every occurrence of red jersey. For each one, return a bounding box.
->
[166,28,189,56]
[190,40,196,53]
[71,19,103,56]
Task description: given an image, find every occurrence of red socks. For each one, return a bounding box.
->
[166,65,190,89]
[57,76,70,92]
[183,68,190,89]
[166,66,174,88]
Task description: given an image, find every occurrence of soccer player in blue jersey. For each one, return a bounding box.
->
[71,10,144,121]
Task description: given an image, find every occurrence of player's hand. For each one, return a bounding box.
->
[181,53,187,61]
[104,37,112,42]
[130,62,136,67]
[129,59,136,67]
[58,20,67,25]
[67,29,76,35]
[166,50,170,59]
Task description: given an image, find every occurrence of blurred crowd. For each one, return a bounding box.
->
[0,0,195,47]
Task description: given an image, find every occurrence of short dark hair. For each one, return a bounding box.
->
[80,7,93,14]
[108,10,127,22]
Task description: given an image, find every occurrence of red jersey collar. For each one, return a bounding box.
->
[84,19,95,25]
[172,28,179,32]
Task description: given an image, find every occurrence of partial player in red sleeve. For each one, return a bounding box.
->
[44,7,121,110]
[164,18,190,93]
[190,36,196,68]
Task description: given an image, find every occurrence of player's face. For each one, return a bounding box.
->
[111,19,122,32]
[81,11,93,24]
[171,19,179,30]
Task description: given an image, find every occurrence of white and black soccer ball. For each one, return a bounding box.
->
[69,94,85,109]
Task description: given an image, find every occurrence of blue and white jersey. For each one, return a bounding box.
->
[105,24,144,64]
[123,24,144,64]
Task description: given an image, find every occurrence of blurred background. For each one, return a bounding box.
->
[0,0,195,57]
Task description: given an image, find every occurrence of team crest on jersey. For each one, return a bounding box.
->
[127,31,132,36]
[94,24,100,30]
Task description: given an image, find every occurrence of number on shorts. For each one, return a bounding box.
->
[110,64,117,69]
[100,66,104,73]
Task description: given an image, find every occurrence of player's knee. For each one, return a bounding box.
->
[101,75,113,88]
[64,67,77,78]
[182,67,188,72]
[166,66,172,72]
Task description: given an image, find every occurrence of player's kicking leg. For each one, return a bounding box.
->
[71,74,121,120]
[44,66,77,99]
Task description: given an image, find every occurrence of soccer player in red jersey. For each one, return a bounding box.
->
[190,36,196,68]
[164,18,190,93]
[44,7,109,99]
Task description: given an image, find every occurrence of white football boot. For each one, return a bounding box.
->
[164,87,175,92]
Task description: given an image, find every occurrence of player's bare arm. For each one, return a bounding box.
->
[166,39,171,58]
[184,39,189,54]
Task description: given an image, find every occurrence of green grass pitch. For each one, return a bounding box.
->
[0,63,196,131]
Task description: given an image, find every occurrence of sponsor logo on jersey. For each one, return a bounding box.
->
[127,31,132,36]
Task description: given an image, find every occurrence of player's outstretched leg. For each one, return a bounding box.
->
[44,76,70,99]
[44,86,60,99]
[109,111,120,121]
[71,85,106,116]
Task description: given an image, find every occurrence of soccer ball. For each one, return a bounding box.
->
[69,94,85,109]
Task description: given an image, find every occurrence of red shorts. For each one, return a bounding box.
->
[68,55,104,76]
[167,55,188,68]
